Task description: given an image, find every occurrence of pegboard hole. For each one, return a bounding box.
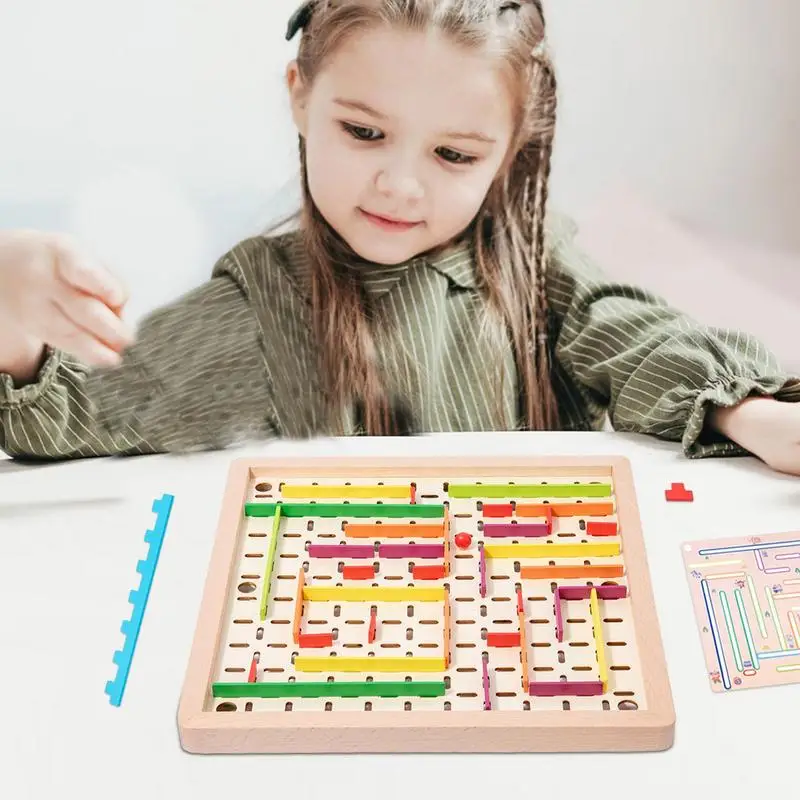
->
[285,702,293,711]
[618,700,639,711]
[255,482,272,492]
[216,702,237,712]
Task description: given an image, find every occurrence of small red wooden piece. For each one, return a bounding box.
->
[342,564,376,580]
[248,655,258,683]
[297,633,334,648]
[665,482,693,502]
[412,564,446,580]
[482,503,514,517]
[486,631,521,648]
[368,606,377,644]
[586,521,618,536]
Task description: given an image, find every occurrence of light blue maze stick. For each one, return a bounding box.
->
[105,493,175,706]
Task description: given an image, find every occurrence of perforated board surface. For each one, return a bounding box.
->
[177,456,674,753]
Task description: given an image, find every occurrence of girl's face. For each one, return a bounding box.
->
[288,26,516,265]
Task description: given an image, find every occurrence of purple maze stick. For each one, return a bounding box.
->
[482,654,492,710]
[528,680,604,697]
[482,523,549,538]
[307,544,374,559]
[378,543,444,559]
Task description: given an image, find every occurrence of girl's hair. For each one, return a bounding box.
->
[284,0,560,435]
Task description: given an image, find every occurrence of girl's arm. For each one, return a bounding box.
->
[545,216,800,458]
[0,256,279,460]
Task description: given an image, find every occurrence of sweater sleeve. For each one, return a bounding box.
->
[545,216,800,458]
[0,252,279,460]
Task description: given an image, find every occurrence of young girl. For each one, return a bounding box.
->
[1,0,798,474]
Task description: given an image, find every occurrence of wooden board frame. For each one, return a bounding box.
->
[177,455,674,753]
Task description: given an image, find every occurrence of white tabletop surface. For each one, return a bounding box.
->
[2,430,798,799]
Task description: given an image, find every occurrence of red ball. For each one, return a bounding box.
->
[454,532,472,549]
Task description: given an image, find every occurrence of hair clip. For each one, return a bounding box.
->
[286,0,315,41]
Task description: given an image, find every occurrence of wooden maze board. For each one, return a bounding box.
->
[177,456,674,753]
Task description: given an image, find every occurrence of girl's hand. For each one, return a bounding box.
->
[709,396,800,476]
[0,230,133,377]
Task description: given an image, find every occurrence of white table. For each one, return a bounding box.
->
[2,431,797,799]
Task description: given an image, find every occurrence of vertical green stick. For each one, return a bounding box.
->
[259,505,282,620]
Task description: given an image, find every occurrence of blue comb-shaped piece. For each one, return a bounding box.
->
[105,493,174,706]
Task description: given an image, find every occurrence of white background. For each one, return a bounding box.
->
[1,0,799,322]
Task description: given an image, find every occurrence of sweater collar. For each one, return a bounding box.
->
[278,229,476,299]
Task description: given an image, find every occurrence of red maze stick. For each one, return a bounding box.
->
[368,606,377,644]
